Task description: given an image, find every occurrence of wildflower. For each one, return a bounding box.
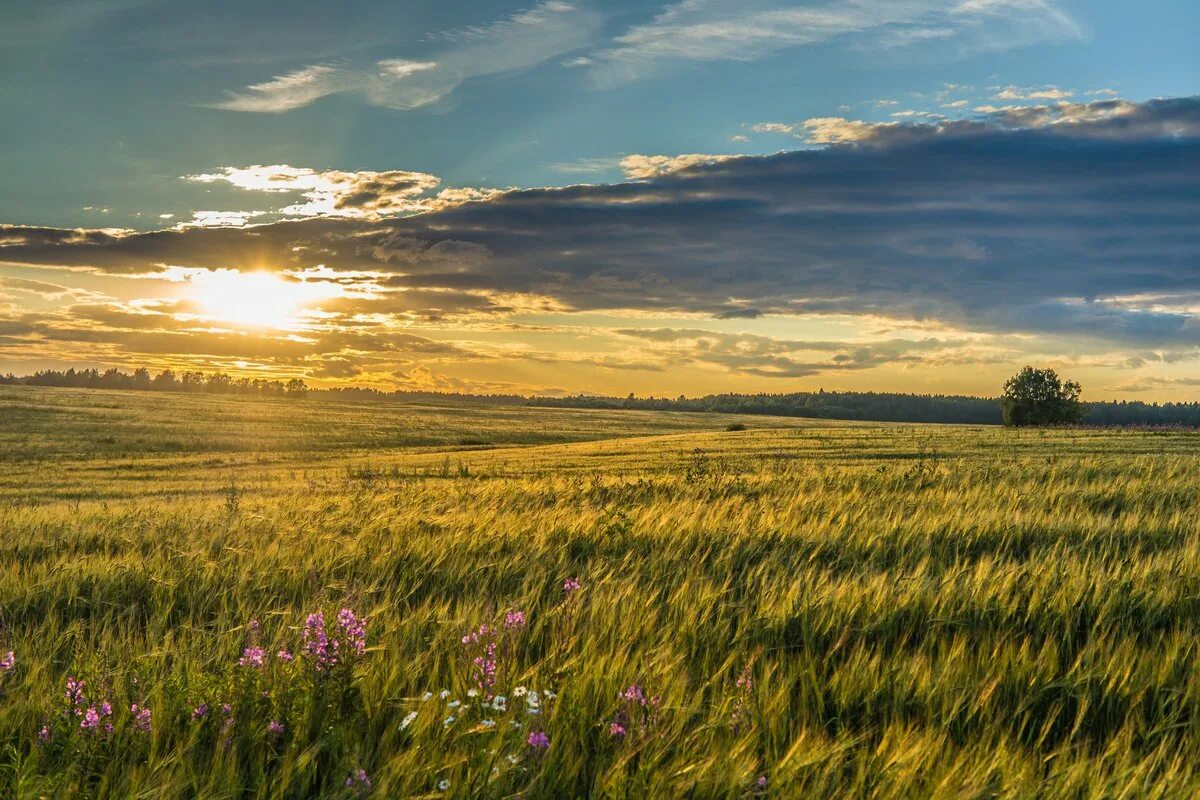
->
[622,684,646,705]
[302,611,336,670]
[337,608,367,655]
[400,710,419,730]
[220,703,233,716]
[192,703,209,720]
[481,718,496,728]
[276,649,294,663]
[249,619,261,635]
[443,715,456,727]
[504,610,526,629]
[467,688,479,698]
[563,578,581,596]
[731,664,754,733]
[345,768,371,794]
[609,721,627,739]
[422,691,434,701]
[439,689,451,700]
[80,702,112,735]
[447,700,461,709]
[0,650,13,673]
[513,686,527,697]
[491,695,508,712]
[65,677,87,712]
[238,646,266,668]
[527,730,550,751]
[267,720,285,736]
[437,779,451,791]
[38,725,51,743]
[543,690,557,700]
[755,775,768,791]
[506,754,520,765]
[131,704,152,733]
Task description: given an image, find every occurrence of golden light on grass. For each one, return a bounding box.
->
[184,268,341,329]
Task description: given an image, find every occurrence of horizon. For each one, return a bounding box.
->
[2,1,1199,400]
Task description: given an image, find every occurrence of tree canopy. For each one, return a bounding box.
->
[1001,366,1088,426]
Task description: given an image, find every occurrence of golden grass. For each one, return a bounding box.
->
[2,386,1199,798]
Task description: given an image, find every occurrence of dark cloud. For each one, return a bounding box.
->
[2,96,1199,346]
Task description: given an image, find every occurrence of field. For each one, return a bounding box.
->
[3,386,1200,798]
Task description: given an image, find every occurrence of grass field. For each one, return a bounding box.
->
[3,386,1200,798]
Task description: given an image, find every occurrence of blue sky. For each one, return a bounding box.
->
[3,0,1195,228]
[1,1,1198,397]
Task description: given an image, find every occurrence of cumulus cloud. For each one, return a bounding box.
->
[619,153,739,179]
[585,0,1082,86]
[213,2,601,112]
[755,97,1200,146]
[3,96,1199,354]
[185,165,443,219]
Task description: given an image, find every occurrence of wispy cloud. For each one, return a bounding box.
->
[583,0,1083,86]
[212,2,601,113]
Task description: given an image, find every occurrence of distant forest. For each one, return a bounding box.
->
[4,367,1200,426]
[531,392,1200,427]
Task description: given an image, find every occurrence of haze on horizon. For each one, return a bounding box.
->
[1,0,1198,400]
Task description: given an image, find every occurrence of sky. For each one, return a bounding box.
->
[1,0,1198,398]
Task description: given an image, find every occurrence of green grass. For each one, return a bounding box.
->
[3,386,1200,798]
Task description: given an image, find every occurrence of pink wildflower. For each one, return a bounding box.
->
[527,730,550,751]
[609,721,627,739]
[0,650,13,673]
[191,703,209,720]
[504,610,527,630]
[276,649,294,663]
[38,725,51,743]
[131,704,152,733]
[303,611,337,669]
[80,701,112,735]
[65,677,87,712]
[238,646,266,668]
[337,608,367,655]
[563,578,581,596]
[345,768,371,794]
[267,720,285,736]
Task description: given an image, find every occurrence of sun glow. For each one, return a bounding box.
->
[184,269,341,329]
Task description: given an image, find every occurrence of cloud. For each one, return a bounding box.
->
[213,2,601,113]
[609,327,990,377]
[3,96,1199,355]
[619,153,739,179]
[585,0,1082,86]
[185,165,443,220]
[178,210,268,229]
[213,65,355,113]
[994,84,1074,101]
[755,96,1200,146]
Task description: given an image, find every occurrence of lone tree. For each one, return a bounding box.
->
[1001,366,1087,426]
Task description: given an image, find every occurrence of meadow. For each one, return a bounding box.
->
[3,386,1200,798]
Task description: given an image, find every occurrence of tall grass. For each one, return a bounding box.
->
[2,387,1200,797]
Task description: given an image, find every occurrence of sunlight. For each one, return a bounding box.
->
[184,269,340,329]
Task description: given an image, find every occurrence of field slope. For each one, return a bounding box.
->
[2,386,1200,798]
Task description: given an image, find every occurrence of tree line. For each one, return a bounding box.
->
[0,368,309,398]
[5,365,1200,427]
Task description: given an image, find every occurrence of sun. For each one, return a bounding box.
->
[184,269,339,329]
